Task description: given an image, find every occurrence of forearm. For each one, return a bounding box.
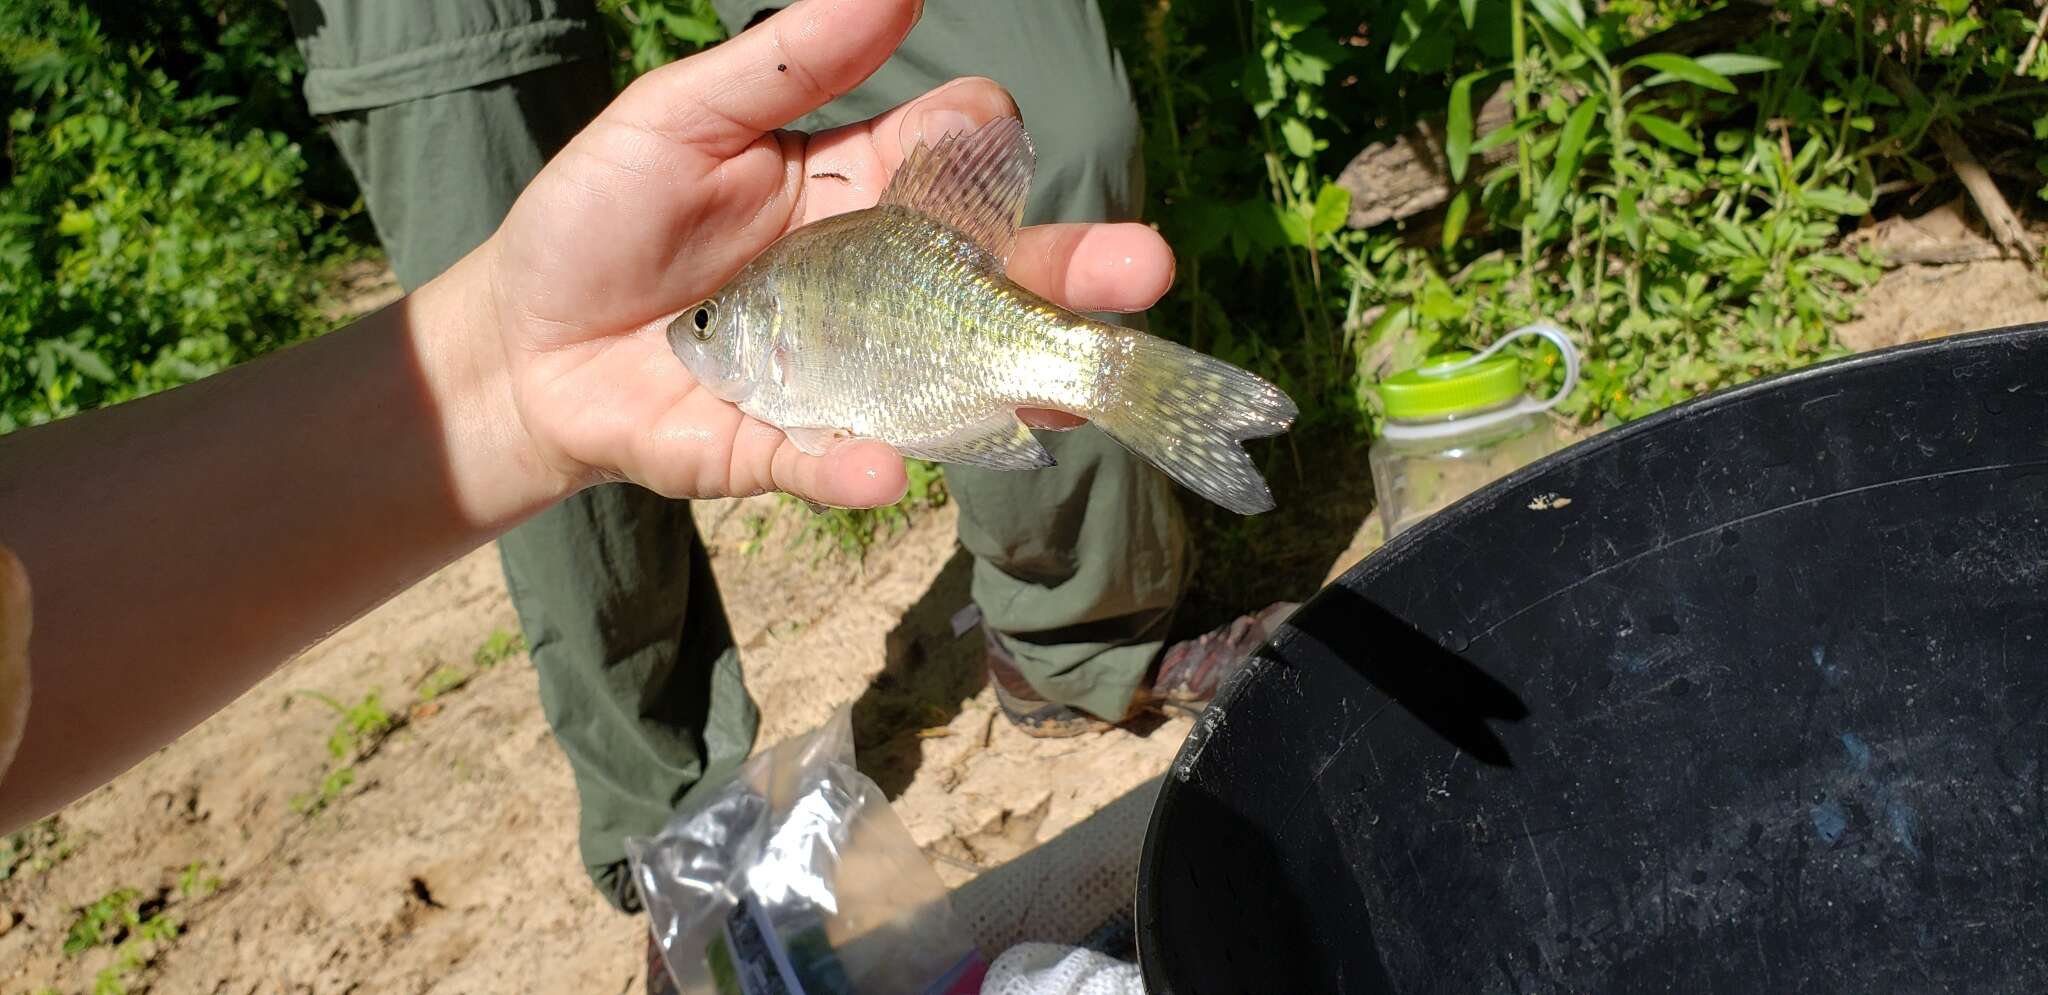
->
[0,248,567,829]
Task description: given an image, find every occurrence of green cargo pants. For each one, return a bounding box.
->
[289,0,1188,912]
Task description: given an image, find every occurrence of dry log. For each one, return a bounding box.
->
[1878,241,2007,267]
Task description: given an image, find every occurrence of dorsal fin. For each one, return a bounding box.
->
[879,115,1035,263]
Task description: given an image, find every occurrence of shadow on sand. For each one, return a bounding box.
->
[850,428,1377,798]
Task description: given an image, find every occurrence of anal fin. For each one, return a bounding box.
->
[899,415,1055,470]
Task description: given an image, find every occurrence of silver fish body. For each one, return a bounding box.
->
[669,117,1297,514]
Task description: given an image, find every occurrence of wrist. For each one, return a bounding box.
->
[404,245,580,534]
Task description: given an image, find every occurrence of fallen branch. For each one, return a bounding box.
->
[1877,241,2008,267]
[1931,124,2035,255]
[1881,61,2038,259]
[2020,3,2048,78]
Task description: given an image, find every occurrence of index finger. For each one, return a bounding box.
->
[1008,223,1176,314]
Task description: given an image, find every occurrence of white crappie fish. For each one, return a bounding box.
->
[667,116,1298,514]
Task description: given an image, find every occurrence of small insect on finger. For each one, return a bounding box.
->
[809,172,851,183]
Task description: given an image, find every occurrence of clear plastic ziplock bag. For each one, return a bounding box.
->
[626,707,988,995]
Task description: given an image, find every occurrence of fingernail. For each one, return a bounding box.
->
[909,108,976,154]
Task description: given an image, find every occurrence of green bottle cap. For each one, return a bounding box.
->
[1377,351,1525,419]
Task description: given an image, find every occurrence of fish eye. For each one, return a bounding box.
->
[689,300,718,341]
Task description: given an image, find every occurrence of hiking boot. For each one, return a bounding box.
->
[984,625,1116,739]
[983,601,1299,738]
[1136,601,1298,712]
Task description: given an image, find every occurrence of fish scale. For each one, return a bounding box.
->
[668,117,1297,515]
[753,208,1104,445]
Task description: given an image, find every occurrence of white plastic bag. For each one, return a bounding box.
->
[626,707,987,995]
[981,944,1143,995]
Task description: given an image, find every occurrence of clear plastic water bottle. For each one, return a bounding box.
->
[1369,324,1579,540]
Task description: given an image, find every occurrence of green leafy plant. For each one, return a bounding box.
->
[175,860,221,900]
[789,458,950,563]
[472,628,528,669]
[296,689,394,760]
[1109,0,2048,445]
[62,885,183,995]
[597,0,728,82]
[288,689,398,816]
[0,0,372,432]
[1407,0,1885,419]
[289,765,357,816]
[63,888,142,955]
[416,665,471,702]
[1,816,74,879]
[739,509,773,557]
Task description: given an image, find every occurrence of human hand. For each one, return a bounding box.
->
[472,0,1174,509]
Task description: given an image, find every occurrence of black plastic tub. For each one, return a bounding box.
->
[1136,324,2048,992]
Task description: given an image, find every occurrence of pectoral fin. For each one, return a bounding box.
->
[900,415,1055,470]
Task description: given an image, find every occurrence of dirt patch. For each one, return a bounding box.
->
[1838,259,2048,352]
[0,493,1241,993]
[1837,200,2048,351]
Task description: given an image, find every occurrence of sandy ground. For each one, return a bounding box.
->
[5,247,2046,994]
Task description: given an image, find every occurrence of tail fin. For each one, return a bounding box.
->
[1089,334,1298,515]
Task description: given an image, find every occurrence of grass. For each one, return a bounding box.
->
[288,628,523,817]
[176,861,221,900]
[301,690,396,761]
[472,628,527,668]
[288,689,398,816]
[783,457,951,563]
[739,509,773,556]
[1,817,77,880]
[63,888,144,956]
[416,665,471,702]
[61,884,185,995]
